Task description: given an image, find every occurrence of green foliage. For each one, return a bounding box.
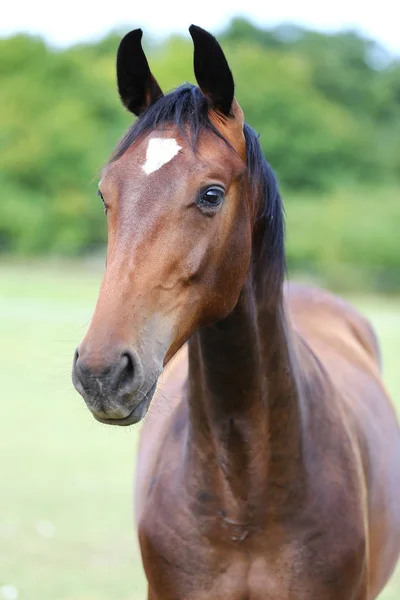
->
[0,22,399,290]
[285,186,400,292]
[0,33,130,254]
[222,19,400,187]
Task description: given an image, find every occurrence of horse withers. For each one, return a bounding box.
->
[72,25,400,599]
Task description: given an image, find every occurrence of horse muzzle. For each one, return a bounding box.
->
[72,345,157,425]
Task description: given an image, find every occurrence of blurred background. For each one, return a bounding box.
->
[1,2,399,599]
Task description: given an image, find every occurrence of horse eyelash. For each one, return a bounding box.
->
[97,189,107,213]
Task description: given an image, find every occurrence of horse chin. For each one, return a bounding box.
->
[92,379,158,427]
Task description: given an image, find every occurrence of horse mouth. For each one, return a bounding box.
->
[93,380,158,426]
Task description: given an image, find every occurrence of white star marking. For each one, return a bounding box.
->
[142,138,182,175]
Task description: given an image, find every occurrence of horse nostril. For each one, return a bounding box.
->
[118,351,135,390]
[72,347,86,394]
[113,349,143,396]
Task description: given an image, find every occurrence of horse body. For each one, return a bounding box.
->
[72,25,400,600]
[136,284,400,599]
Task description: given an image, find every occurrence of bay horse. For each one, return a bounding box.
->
[72,25,400,599]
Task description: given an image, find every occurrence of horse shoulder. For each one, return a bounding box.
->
[285,282,380,368]
[286,283,400,594]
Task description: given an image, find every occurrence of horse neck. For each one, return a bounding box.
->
[187,250,307,521]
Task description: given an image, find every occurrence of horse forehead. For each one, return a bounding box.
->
[102,128,242,189]
[136,129,238,172]
[100,134,182,184]
[142,137,182,175]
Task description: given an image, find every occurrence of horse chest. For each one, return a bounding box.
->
[139,508,365,600]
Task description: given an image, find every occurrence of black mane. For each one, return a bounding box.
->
[111,84,285,288]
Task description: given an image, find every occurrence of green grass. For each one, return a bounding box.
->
[0,262,399,600]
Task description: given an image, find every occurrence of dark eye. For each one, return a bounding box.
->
[197,186,225,213]
[97,189,107,214]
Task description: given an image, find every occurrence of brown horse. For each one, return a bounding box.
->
[72,26,400,599]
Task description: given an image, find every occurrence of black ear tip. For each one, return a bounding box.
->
[119,28,143,50]
[189,24,213,41]
[118,29,144,59]
[123,28,143,43]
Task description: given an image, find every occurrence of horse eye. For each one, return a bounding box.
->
[198,186,225,211]
[97,189,107,214]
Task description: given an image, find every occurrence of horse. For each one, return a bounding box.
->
[72,25,400,599]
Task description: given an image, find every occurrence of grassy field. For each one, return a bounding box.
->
[1,261,399,600]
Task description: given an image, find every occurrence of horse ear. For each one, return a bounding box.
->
[189,25,234,116]
[116,29,163,116]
